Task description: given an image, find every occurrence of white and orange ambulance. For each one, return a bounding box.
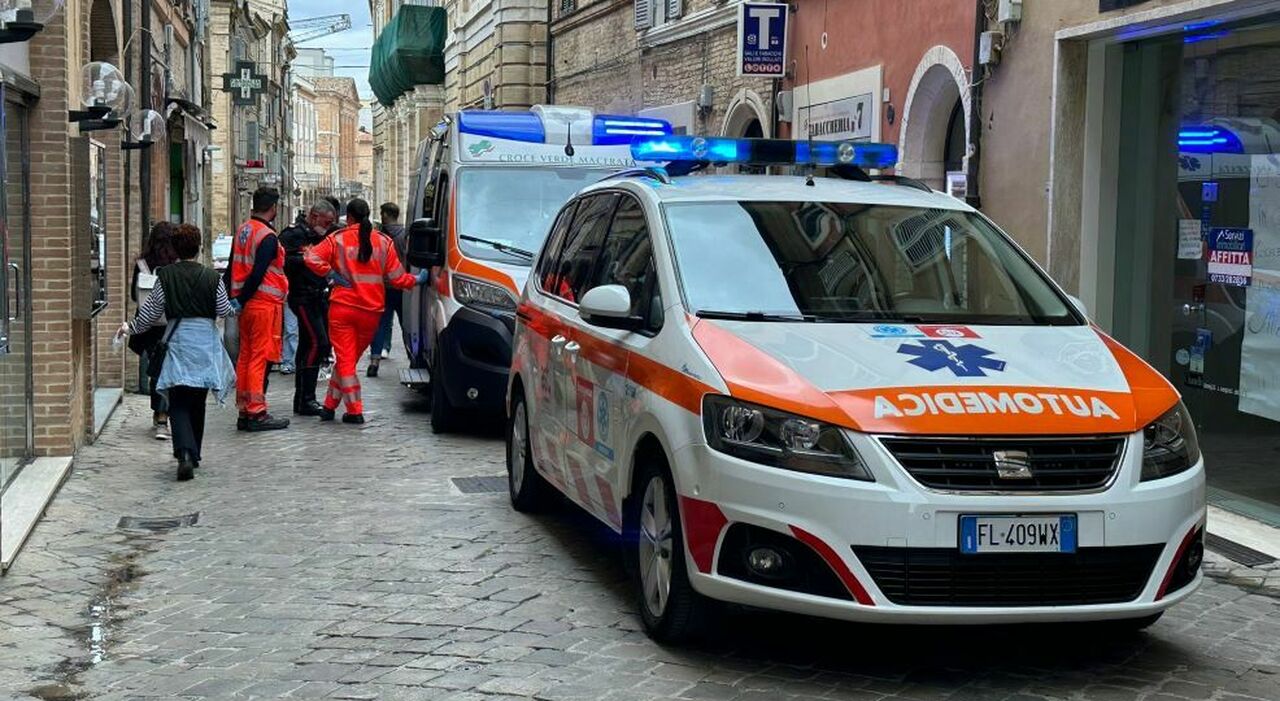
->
[400,106,671,432]
[506,135,1206,642]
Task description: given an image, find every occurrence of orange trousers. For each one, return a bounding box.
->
[324,302,381,415]
[236,300,283,416]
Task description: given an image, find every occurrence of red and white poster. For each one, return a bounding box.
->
[917,325,980,339]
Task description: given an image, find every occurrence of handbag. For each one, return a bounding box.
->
[146,318,182,381]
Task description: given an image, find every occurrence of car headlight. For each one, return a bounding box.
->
[1141,401,1201,481]
[702,395,873,481]
[453,275,517,312]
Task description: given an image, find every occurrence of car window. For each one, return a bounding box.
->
[588,196,662,331]
[537,201,578,294]
[551,193,618,303]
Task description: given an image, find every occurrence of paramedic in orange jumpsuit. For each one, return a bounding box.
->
[229,187,291,432]
[304,198,429,423]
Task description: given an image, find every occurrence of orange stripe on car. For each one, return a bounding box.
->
[1094,327,1180,428]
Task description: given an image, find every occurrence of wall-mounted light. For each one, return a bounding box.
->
[121,109,165,150]
[0,0,63,44]
[69,62,133,131]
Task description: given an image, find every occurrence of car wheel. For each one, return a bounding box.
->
[507,390,551,512]
[632,457,706,643]
[430,349,457,434]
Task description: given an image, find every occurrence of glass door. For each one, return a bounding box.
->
[0,86,34,491]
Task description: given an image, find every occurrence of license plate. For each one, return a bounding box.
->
[959,514,1077,554]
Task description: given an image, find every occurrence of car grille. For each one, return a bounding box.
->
[852,545,1162,607]
[879,436,1125,492]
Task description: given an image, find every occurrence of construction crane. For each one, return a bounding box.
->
[289,14,353,44]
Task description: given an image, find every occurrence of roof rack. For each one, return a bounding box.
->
[830,164,933,192]
[604,167,672,185]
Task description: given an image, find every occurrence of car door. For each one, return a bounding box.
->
[538,192,619,515]
[522,199,578,485]
[564,194,663,530]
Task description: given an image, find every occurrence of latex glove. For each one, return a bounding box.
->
[415,270,431,286]
[328,272,353,288]
[229,298,243,315]
[115,322,130,340]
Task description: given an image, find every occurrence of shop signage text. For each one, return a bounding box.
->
[737,2,788,78]
[799,94,873,141]
[1207,227,1253,287]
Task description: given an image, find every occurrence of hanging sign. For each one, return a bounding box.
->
[737,2,788,78]
[1206,227,1253,287]
[221,61,267,106]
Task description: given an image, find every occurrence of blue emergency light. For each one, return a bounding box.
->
[457,110,673,146]
[631,135,898,170]
[592,116,673,145]
[1178,125,1243,153]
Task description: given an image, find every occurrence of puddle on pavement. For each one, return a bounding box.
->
[27,543,150,700]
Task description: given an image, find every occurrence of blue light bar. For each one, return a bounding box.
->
[1178,125,1243,153]
[458,111,546,143]
[592,115,673,145]
[630,135,898,170]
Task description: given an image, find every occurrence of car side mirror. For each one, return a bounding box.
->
[579,285,643,331]
[407,217,444,268]
[1067,294,1089,320]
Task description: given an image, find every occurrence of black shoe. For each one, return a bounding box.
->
[295,400,325,416]
[342,413,365,425]
[318,408,336,422]
[244,413,290,431]
[366,364,379,378]
[237,416,248,431]
[177,454,196,481]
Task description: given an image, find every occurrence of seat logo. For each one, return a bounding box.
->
[993,449,1033,480]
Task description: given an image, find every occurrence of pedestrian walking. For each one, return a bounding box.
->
[305,198,429,423]
[117,224,237,481]
[367,202,407,378]
[229,186,290,432]
[280,199,338,415]
[131,221,179,440]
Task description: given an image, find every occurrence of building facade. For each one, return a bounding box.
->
[291,74,322,209]
[356,127,374,202]
[312,76,361,202]
[208,0,294,240]
[978,0,1280,525]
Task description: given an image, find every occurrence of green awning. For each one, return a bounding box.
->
[369,5,446,107]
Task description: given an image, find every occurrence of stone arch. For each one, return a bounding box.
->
[898,45,970,188]
[721,88,771,138]
[88,0,120,65]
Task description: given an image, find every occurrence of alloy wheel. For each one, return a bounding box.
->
[638,475,674,619]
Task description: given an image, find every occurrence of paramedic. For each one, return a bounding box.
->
[229,186,290,432]
[304,198,429,424]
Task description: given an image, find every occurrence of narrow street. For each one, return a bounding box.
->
[0,350,1277,701]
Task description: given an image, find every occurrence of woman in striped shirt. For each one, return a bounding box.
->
[118,224,238,481]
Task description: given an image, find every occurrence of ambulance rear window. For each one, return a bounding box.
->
[664,201,1080,326]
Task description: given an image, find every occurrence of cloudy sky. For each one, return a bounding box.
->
[292,0,375,123]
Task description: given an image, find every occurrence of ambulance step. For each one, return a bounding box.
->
[399,368,431,387]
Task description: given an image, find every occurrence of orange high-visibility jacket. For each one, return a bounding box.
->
[230,217,288,305]
[305,223,418,312]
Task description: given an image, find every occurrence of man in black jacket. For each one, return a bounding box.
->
[280,199,339,415]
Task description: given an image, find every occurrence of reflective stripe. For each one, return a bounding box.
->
[338,376,360,388]
[258,283,287,300]
[353,273,383,285]
[388,265,406,279]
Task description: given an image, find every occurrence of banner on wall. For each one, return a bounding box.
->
[1239,154,1280,422]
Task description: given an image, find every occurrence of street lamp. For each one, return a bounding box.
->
[0,0,62,44]
[121,109,165,150]
[69,62,133,131]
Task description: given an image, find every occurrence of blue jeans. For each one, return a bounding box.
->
[281,304,299,370]
[371,288,403,357]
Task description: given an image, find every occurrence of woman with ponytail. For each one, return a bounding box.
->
[305,198,430,423]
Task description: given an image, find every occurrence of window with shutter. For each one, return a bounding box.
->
[666,0,682,20]
[634,0,652,29]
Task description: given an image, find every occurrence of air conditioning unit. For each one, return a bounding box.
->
[776,90,793,122]
[998,0,1022,24]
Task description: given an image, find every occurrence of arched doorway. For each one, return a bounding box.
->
[722,89,769,173]
[89,0,120,65]
[899,46,970,190]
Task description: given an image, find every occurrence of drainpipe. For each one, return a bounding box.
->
[140,0,153,237]
[545,0,555,104]
[122,0,133,294]
[966,0,984,209]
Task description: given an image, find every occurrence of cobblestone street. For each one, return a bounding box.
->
[1,356,1278,701]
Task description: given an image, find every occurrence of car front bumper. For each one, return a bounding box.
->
[672,431,1206,624]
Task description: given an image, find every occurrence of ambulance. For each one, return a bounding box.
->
[400,106,671,432]
[506,136,1206,642]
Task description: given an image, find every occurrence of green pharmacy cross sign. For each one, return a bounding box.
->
[222,61,266,106]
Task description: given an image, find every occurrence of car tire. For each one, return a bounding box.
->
[430,348,458,434]
[507,390,551,512]
[631,456,706,643]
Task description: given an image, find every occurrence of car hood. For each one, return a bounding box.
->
[691,320,1179,436]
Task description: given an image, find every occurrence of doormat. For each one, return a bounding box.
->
[451,476,507,494]
[117,513,200,531]
[1206,532,1276,567]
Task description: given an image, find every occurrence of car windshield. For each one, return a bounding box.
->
[458,167,612,264]
[664,201,1079,325]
